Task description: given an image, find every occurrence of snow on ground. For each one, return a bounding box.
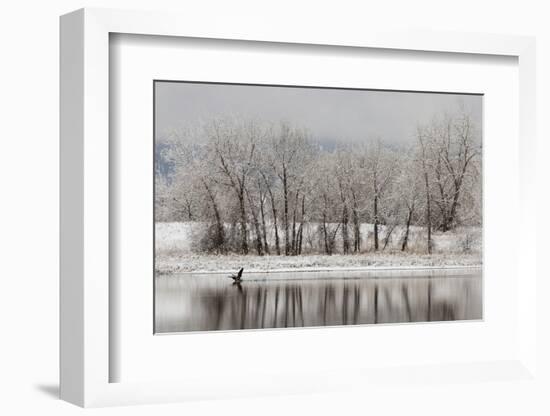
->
[155,222,482,274]
[155,222,195,254]
[156,252,482,275]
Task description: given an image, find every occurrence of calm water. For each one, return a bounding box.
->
[155,269,482,333]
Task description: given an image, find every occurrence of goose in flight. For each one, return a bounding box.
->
[228,267,244,283]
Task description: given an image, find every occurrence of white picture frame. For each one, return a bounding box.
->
[60,7,537,407]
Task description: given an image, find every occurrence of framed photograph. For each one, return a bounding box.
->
[60,8,538,407]
[153,81,483,334]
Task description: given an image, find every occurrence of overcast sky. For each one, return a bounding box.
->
[155,81,482,146]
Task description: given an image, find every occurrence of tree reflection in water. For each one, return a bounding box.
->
[155,272,482,333]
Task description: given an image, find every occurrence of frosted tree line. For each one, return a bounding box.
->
[155,111,481,256]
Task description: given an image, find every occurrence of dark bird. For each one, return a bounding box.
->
[228,267,244,283]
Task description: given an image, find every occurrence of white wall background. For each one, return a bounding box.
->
[0,0,548,415]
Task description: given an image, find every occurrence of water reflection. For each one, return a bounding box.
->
[155,270,482,333]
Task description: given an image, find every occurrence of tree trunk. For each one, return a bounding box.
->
[322,197,330,255]
[423,171,432,254]
[382,223,396,250]
[265,180,280,255]
[297,195,305,255]
[245,189,263,256]
[445,179,463,231]
[435,157,449,232]
[202,181,225,253]
[323,216,330,255]
[373,194,379,251]
[341,204,350,254]
[291,191,299,255]
[352,192,361,253]
[297,225,303,255]
[401,208,413,251]
[238,194,249,254]
[283,170,290,256]
[272,212,280,255]
[259,194,269,255]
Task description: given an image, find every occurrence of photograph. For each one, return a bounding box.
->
[154,81,483,333]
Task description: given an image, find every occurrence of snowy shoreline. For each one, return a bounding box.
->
[155,222,482,276]
[156,252,482,275]
[157,263,482,276]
